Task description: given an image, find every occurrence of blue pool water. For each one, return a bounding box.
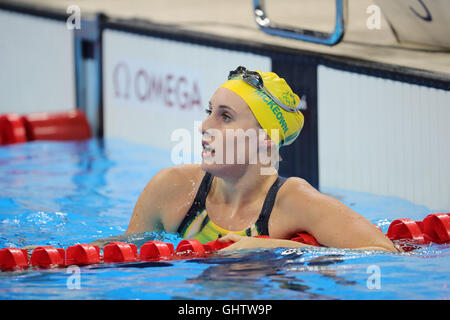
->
[0,139,449,300]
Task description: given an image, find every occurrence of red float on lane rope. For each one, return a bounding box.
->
[140,241,174,261]
[66,244,100,265]
[204,239,234,252]
[21,110,92,141]
[30,246,65,268]
[290,233,320,246]
[423,213,450,244]
[0,114,27,145]
[103,242,137,263]
[0,247,29,271]
[387,218,427,244]
[176,239,205,254]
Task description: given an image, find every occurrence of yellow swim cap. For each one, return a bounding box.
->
[221,67,304,147]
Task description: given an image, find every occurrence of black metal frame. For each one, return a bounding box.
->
[253,0,347,46]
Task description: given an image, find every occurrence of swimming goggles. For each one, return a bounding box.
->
[228,66,304,113]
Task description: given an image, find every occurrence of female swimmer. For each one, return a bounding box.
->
[98,66,398,252]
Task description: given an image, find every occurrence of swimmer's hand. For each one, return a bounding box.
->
[217,233,310,251]
[89,234,132,249]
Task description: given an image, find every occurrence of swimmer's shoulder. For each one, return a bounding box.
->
[276,176,329,214]
[146,164,205,204]
[129,164,205,234]
[150,164,206,232]
[155,164,205,192]
[278,176,319,198]
[269,176,321,237]
[140,164,205,204]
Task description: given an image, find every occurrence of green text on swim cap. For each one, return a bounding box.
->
[254,90,289,134]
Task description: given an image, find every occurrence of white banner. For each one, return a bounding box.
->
[0,10,75,113]
[318,65,450,211]
[103,29,271,156]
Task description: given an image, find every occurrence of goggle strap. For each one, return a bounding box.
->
[228,66,302,113]
[261,86,301,113]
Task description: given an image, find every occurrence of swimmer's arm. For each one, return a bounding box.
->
[282,179,398,252]
[126,168,169,234]
[218,234,395,252]
[89,234,134,248]
[220,180,397,252]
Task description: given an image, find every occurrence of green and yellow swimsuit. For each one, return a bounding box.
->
[176,172,287,243]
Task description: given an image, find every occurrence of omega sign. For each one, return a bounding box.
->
[112,61,202,110]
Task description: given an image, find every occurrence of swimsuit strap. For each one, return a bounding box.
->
[176,171,214,236]
[254,175,288,235]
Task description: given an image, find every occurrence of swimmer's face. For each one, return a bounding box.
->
[200,87,269,175]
